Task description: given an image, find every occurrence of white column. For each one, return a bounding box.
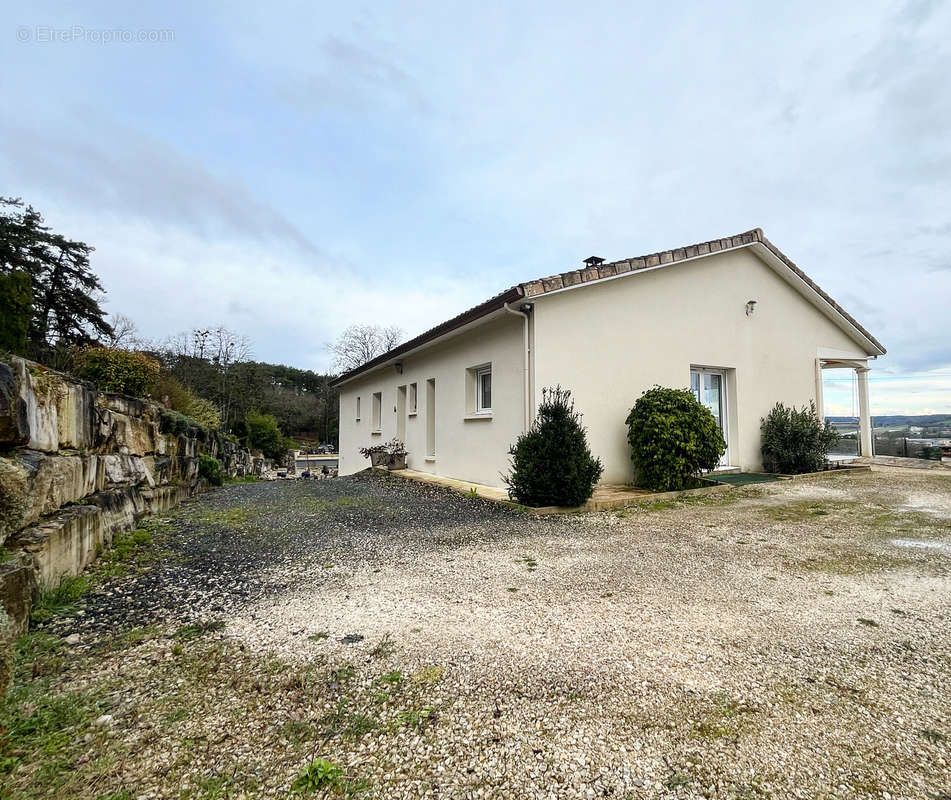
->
[856,367,872,457]
[815,358,825,417]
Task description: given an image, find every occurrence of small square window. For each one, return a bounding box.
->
[475,366,491,413]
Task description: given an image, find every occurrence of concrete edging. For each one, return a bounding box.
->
[378,467,735,515]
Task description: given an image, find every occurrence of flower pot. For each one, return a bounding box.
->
[370,452,388,467]
[387,454,407,470]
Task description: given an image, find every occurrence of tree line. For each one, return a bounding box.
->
[0,197,403,453]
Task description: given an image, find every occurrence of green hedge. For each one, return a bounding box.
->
[74,347,160,396]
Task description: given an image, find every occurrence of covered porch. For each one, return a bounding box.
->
[816,357,874,457]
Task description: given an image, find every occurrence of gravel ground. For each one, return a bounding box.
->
[9,468,951,800]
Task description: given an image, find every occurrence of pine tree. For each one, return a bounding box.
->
[0,197,112,359]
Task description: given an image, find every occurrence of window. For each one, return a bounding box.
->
[355,396,361,421]
[466,363,492,417]
[475,366,491,413]
[396,385,406,442]
[426,379,436,457]
[408,382,417,415]
[372,392,382,432]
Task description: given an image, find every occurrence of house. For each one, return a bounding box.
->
[332,229,885,487]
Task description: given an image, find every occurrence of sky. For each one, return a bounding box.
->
[1,0,949,416]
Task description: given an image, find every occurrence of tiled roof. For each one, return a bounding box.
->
[519,228,884,354]
[331,228,884,386]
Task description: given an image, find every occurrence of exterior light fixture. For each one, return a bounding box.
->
[745,300,757,316]
[394,362,403,374]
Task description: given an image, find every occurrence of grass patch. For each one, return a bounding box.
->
[225,475,260,484]
[920,728,947,744]
[95,528,155,580]
[411,665,445,686]
[762,500,845,522]
[377,670,403,686]
[0,632,104,791]
[795,551,917,576]
[291,757,369,797]
[319,698,377,740]
[304,496,385,514]
[30,575,91,624]
[516,555,538,571]
[395,706,436,730]
[690,693,760,740]
[173,620,226,640]
[328,663,357,684]
[308,631,330,642]
[196,507,252,527]
[368,634,396,659]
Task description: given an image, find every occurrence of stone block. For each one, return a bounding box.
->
[0,560,36,636]
[0,362,29,447]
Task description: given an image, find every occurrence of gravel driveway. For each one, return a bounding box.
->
[11,468,951,799]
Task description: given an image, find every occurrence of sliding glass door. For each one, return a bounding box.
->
[690,368,729,466]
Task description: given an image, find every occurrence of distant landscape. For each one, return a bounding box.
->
[828,414,951,431]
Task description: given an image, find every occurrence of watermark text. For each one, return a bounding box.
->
[17,25,175,44]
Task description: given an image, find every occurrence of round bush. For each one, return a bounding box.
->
[198,454,225,486]
[74,347,160,397]
[626,386,725,491]
[760,401,839,474]
[504,386,603,507]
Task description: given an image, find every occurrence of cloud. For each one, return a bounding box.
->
[72,217,477,371]
[275,33,429,115]
[0,113,319,254]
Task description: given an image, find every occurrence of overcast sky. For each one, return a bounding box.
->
[2,0,949,415]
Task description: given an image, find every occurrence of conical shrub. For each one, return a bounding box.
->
[504,386,603,507]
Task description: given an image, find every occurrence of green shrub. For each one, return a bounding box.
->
[243,411,289,461]
[504,386,603,507]
[198,454,224,486]
[151,371,192,411]
[0,270,31,355]
[626,386,725,491]
[760,401,839,474]
[74,347,160,396]
[184,394,221,429]
[159,409,204,438]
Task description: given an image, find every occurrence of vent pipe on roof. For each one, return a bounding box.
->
[583,256,605,268]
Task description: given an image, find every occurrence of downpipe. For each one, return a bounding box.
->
[503,300,532,431]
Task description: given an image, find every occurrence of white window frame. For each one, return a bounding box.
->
[690,366,730,467]
[408,382,417,415]
[475,365,492,414]
[371,392,382,433]
[355,396,361,421]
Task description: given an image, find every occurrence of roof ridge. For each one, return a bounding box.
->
[520,228,764,297]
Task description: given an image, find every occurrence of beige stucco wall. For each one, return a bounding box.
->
[532,248,872,484]
[337,314,525,487]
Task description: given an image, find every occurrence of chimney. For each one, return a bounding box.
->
[583,256,605,268]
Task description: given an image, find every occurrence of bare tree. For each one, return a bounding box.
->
[104,313,141,349]
[327,324,404,373]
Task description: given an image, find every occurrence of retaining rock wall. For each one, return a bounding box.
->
[0,356,266,634]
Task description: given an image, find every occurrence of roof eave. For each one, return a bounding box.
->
[329,286,524,387]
